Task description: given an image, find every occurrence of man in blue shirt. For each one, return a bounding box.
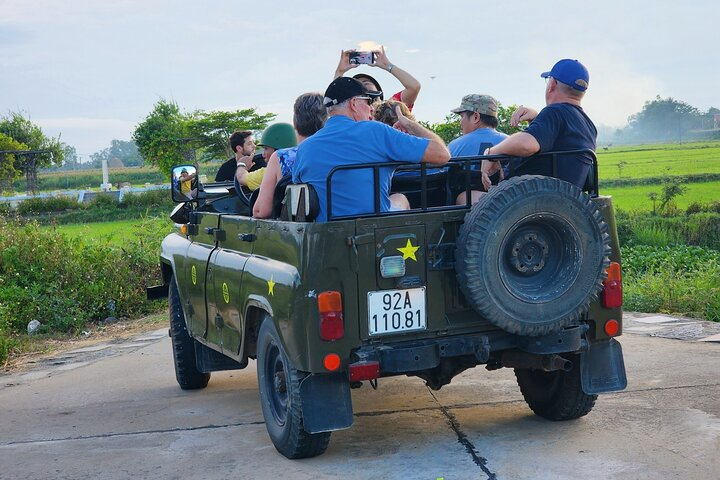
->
[293,77,450,221]
[448,94,508,204]
[448,94,507,157]
[482,59,597,190]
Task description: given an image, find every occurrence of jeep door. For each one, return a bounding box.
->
[176,212,220,339]
[207,214,256,357]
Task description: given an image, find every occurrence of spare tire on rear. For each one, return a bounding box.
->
[455,175,611,336]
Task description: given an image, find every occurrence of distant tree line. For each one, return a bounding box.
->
[616,96,719,144]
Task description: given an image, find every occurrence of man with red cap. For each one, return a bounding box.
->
[482,59,597,189]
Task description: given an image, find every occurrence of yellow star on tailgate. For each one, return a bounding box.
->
[397,239,420,261]
[267,275,275,296]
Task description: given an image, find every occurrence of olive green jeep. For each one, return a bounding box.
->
[148,151,627,459]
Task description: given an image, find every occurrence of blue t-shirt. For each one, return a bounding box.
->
[449,128,508,157]
[277,146,299,177]
[292,115,429,221]
[513,103,597,187]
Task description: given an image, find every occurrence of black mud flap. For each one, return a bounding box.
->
[146,284,169,300]
[580,338,627,394]
[299,372,353,433]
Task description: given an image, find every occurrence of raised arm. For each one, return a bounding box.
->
[372,46,421,106]
[333,50,358,79]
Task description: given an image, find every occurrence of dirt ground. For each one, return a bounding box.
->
[2,311,167,374]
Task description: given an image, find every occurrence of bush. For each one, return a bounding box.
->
[0,217,170,338]
[621,245,720,322]
[616,209,720,250]
[15,195,83,215]
[119,188,173,210]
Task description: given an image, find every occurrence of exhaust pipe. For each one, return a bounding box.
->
[501,351,573,372]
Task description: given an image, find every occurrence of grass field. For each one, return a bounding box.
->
[43,218,173,244]
[604,180,720,211]
[597,141,720,180]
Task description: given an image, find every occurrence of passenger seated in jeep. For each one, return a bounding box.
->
[481,59,596,191]
[253,93,328,219]
[292,77,449,221]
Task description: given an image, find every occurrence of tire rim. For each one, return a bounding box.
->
[499,213,582,303]
[263,340,288,426]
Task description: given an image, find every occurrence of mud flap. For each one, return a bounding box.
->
[299,372,353,433]
[580,338,627,394]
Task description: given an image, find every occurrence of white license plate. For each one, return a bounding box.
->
[368,287,426,336]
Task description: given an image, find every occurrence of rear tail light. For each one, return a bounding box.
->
[323,353,341,371]
[602,262,623,308]
[604,319,620,337]
[349,361,380,381]
[318,291,344,341]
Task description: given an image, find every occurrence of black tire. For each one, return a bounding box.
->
[456,175,611,336]
[515,355,597,420]
[256,317,330,459]
[169,276,210,390]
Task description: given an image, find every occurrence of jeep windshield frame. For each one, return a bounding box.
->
[325,149,599,221]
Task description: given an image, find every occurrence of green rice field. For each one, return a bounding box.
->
[604,181,719,211]
[597,141,720,180]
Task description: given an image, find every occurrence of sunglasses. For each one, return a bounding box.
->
[354,96,374,106]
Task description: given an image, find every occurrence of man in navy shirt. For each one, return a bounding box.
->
[481,59,597,190]
[293,77,449,222]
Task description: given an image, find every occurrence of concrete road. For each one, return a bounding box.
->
[1,316,719,480]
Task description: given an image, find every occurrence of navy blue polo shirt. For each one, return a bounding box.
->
[510,103,597,187]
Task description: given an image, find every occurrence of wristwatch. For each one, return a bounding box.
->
[387,63,394,73]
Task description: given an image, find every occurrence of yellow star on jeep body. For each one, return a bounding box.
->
[397,239,420,261]
[267,275,275,296]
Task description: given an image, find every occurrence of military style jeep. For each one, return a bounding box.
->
[148,151,627,459]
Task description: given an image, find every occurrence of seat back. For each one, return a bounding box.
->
[278,183,320,222]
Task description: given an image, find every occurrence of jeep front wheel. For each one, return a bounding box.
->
[169,276,210,390]
[514,354,597,420]
[256,316,331,459]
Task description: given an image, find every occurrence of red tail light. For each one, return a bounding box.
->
[349,361,380,381]
[318,291,344,341]
[604,319,620,337]
[602,262,623,308]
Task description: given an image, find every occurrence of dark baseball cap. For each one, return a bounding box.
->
[352,73,384,100]
[540,59,589,92]
[324,77,382,107]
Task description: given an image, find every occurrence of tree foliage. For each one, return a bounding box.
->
[133,99,274,174]
[625,96,701,142]
[0,133,27,192]
[0,111,64,193]
[90,139,143,168]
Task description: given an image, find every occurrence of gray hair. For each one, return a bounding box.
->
[294,92,328,137]
[326,98,350,114]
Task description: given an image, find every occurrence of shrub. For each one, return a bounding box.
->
[0,217,170,337]
[616,209,720,250]
[15,195,83,215]
[621,245,720,322]
[119,188,173,210]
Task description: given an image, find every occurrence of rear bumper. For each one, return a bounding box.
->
[352,325,590,375]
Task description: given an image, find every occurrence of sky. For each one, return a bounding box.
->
[1,0,718,160]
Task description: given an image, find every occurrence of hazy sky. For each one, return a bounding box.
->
[1,0,718,159]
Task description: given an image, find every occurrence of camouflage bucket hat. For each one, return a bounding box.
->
[451,94,499,117]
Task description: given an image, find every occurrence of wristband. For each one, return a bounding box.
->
[387,63,394,73]
[236,163,248,169]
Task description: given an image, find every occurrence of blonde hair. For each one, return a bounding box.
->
[373,100,415,126]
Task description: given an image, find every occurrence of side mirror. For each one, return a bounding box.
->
[171,165,199,202]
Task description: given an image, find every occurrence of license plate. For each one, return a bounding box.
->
[368,287,426,336]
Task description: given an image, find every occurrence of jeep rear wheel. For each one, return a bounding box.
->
[456,175,611,336]
[515,354,597,420]
[169,276,210,390]
[256,317,330,459]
